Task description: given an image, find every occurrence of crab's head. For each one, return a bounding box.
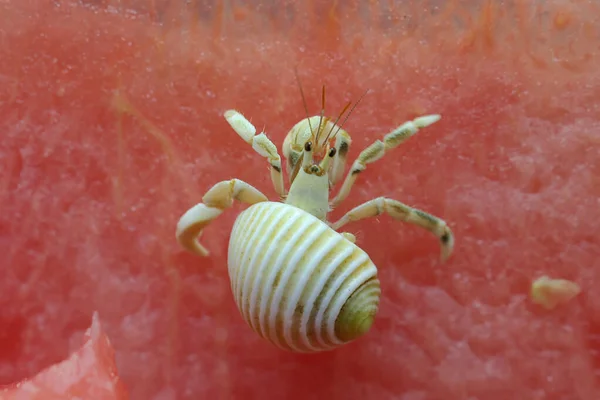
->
[282,116,350,184]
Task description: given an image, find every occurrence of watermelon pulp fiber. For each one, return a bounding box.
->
[0,313,129,399]
[1,0,599,399]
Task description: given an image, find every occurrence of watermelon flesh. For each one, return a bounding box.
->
[1,0,599,399]
[0,313,129,400]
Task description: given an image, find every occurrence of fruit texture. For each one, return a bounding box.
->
[0,1,599,399]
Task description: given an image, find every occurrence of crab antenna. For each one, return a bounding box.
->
[294,67,314,137]
[315,85,326,145]
[330,89,369,141]
[323,100,352,144]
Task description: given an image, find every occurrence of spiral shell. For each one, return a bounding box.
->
[227,201,381,352]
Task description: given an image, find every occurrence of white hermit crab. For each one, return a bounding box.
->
[176,85,454,353]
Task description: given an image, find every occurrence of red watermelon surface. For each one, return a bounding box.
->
[1,1,599,399]
[0,313,128,399]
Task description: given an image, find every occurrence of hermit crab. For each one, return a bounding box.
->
[176,83,454,353]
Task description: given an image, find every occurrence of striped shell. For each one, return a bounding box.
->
[227,201,381,352]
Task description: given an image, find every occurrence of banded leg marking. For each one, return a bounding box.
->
[330,114,441,209]
[329,196,454,262]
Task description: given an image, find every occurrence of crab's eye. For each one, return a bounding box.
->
[328,147,337,157]
[304,141,312,152]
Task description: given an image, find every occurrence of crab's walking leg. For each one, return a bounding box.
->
[329,197,454,262]
[329,114,441,209]
[224,110,286,198]
[176,179,268,257]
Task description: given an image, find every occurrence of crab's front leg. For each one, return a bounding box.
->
[176,179,268,256]
[329,128,352,187]
[329,196,454,262]
[224,110,286,199]
[329,114,441,209]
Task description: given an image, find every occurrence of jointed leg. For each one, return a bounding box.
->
[329,129,352,187]
[224,110,286,198]
[329,196,454,262]
[176,179,268,257]
[286,148,303,186]
[329,114,441,209]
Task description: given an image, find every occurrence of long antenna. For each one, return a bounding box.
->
[315,85,326,145]
[323,100,352,144]
[294,67,314,137]
[327,88,369,142]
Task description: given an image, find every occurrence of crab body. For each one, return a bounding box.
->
[175,89,454,353]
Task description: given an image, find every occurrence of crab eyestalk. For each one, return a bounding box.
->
[319,146,337,172]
